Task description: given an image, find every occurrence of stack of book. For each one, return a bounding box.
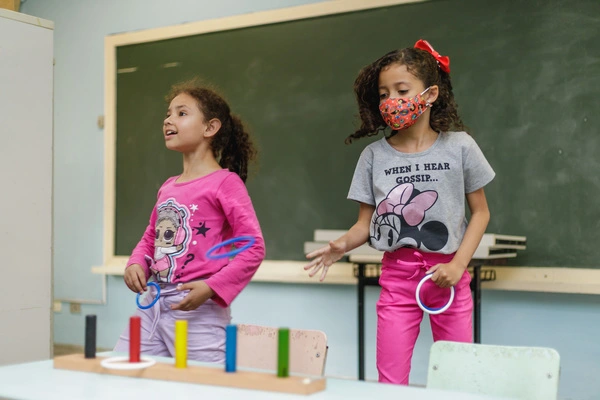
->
[472,233,526,260]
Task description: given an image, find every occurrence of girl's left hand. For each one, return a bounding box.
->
[171,281,215,311]
[428,262,465,288]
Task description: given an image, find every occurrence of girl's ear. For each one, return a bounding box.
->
[204,118,222,138]
[426,85,439,105]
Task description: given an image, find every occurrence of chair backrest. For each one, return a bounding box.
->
[236,324,328,376]
[427,341,560,400]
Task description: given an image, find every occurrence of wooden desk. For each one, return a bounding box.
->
[349,254,501,381]
[0,355,512,400]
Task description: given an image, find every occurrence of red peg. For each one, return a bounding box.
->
[129,316,141,362]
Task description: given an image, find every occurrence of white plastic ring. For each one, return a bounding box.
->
[415,274,454,314]
[100,356,156,370]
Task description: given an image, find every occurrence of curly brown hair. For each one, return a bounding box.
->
[166,79,257,182]
[346,46,466,144]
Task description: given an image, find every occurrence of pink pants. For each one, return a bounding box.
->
[376,248,473,385]
[114,283,231,363]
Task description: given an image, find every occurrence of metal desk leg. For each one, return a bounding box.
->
[357,263,365,381]
[473,264,481,343]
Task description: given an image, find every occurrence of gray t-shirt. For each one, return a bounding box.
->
[348,132,495,254]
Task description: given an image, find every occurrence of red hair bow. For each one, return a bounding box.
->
[414,39,450,73]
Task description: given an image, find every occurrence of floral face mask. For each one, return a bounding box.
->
[379,87,431,130]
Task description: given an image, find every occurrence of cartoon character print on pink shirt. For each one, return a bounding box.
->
[370,182,449,251]
[147,200,190,282]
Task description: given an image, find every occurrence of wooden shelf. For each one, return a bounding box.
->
[92,260,600,295]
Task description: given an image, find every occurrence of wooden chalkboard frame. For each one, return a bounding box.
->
[101,0,426,268]
[97,0,600,293]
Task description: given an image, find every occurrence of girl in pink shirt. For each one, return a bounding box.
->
[114,80,266,362]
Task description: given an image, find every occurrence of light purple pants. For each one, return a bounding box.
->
[114,283,231,363]
[377,247,473,385]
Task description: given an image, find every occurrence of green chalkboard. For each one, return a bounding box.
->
[114,0,600,267]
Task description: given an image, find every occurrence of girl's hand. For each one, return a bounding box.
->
[171,281,215,311]
[303,240,346,281]
[124,264,147,294]
[428,262,465,288]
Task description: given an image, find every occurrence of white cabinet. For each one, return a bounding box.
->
[0,8,54,365]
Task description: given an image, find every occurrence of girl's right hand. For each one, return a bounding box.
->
[304,240,346,281]
[124,264,147,294]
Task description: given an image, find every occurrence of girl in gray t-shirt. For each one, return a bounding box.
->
[305,39,494,385]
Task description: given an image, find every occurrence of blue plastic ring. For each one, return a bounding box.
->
[136,281,161,310]
[206,236,256,260]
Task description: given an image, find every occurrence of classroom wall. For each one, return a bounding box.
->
[20,1,600,399]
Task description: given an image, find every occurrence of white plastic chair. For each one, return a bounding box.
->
[427,341,560,400]
[236,323,328,376]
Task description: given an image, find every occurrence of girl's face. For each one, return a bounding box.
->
[377,63,428,104]
[163,93,209,152]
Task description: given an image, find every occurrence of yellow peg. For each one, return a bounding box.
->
[175,320,188,368]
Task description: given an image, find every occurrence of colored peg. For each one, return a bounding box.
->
[130,316,141,363]
[175,320,188,368]
[277,328,290,377]
[84,315,96,359]
[225,324,237,373]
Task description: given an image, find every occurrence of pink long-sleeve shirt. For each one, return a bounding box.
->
[126,169,266,306]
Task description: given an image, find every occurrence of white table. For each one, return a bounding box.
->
[0,355,513,400]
